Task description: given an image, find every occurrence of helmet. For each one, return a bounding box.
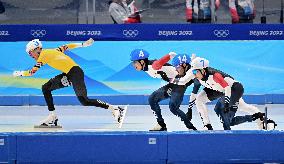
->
[26,39,42,54]
[191,57,209,70]
[172,54,190,67]
[130,49,150,61]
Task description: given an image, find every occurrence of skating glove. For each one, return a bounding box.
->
[169,52,177,59]
[190,53,197,61]
[82,38,94,47]
[12,71,23,77]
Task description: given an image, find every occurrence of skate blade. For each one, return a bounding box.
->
[118,105,128,129]
[34,125,62,128]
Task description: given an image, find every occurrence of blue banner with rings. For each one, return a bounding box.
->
[0,24,284,41]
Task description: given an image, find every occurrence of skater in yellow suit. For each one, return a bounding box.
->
[13,38,127,127]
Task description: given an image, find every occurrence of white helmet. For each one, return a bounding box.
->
[191,57,209,70]
[26,39,42,54]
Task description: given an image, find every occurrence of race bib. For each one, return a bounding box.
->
[61,76,72,87]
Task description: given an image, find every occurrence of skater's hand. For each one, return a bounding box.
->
[169,52,177,59]
[190,53,197,61]
[82,38,94,47]
[13,71,23,77]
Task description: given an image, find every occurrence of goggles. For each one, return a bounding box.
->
[192,69,198,75]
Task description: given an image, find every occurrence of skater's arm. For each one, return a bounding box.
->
[22,62,44,76]
[213,72,231,98]
[192,79,201,94]
[56,38,94,52]
[152,52,177,70]
[157,71,170,82]
[188,80,201,105]
[173,68,195,85]
[13,62,43,77]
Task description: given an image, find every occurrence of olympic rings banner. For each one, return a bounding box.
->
[0,24,284,41]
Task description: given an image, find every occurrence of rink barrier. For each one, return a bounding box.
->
[0,94,284,106]
[0,133,16,164]
[167,131,284,163]
[10,132,168,164]
[1,131,284,163]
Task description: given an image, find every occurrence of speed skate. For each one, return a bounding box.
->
[118,105,128,128]
[34,115,62,128]
[34,125,63,128]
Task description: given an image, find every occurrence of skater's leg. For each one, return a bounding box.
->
[196,88,223,129]
[67,66,115,109]
[40,73,70,126]
[220,109,236,130]
[67,66,126,123]
[148,84,171,131]
[215,97,263,128]
[214,97,239,130]
[169,85,196,130]
[222,82,244,130]
[42,73,70,111]
[195,90,211,126]
[239,98,264,129]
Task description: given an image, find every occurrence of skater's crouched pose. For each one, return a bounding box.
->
[190,57,276,130]
[130,49,198,131]
[13,38,127,127]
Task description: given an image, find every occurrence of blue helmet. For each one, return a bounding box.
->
[130,49,150,61]
[172,54,191,67]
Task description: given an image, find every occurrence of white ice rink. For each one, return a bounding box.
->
[0,105,283,132]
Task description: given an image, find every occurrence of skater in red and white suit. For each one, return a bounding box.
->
[178,57,276,130]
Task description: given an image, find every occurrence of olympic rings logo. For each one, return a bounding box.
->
[30,30,47,37]
[123,30,139,37]
[213,30,230,38]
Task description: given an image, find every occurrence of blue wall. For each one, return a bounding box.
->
[1,131,284,163]
[1,40,284,95]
